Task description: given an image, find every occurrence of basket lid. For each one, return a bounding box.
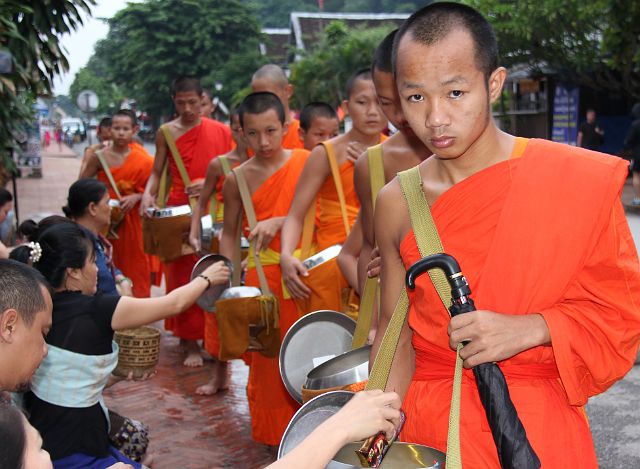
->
[279,310,356,403]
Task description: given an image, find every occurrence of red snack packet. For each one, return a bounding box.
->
[355,410,406,467]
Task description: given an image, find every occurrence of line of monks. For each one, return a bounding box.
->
[80,3,640,466]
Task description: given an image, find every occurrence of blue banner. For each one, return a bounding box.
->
[551,83,580,145]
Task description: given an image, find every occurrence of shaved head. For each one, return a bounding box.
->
[372,29,397,74]
[251,64,288,90]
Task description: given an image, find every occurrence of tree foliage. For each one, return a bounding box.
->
[69,51,124,115]
[0,0,95,180]
[290,20,394,108]
[95,0,265,121]
[467,0,640,100]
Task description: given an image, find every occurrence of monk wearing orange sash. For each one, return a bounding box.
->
[80,110,153,298]
[251,64,305,150]
[220,92,309,446]
[280,70,387,310]
[141,76,232,367]
[189,109,249,396]
[374,4,640,467]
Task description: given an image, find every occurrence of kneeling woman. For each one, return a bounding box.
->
[12,223,229,468]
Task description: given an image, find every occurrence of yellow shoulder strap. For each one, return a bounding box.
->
[95,149,122,200]
[232,167,271,295]
[367,144,385,208]
[161,124,195,209]
[322,142,351,236]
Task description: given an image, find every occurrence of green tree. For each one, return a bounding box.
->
[94,0,264,122]
[69,51,124,115]
[0,0,95,182]
[290,20,394,108]
[467,0,640,100]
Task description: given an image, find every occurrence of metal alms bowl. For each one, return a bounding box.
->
[279,311,356,403]
[278,390,446,469]
[328,442,446,469]
[302,244,342,271]
[278,390,355,460]
[304,345,371,391]
[200,215,223,250]
[218,285,262,300]
[190,254,233,312]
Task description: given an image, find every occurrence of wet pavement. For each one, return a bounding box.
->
[6,143,640,468]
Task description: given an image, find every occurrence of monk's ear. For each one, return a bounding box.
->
[0,309,19,344]
[285,84,294,101]
[133,125,140,135]
[341,100,349,117]
[298,127,305,141]
[488,67,507,104]
[282,121,289,136]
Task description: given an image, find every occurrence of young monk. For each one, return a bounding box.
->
[79,117,112,177]
[80,109,153,298]
[373,3,640,466]
[298,101,340,150]
[280,69,387,306]
[251,64,305,150]
[189,108,249,396]
[141,76,233,367]
[219,92,310,446]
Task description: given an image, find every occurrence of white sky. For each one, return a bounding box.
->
[52,0,139,95]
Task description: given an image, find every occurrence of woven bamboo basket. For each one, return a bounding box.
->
[113,326,161,378]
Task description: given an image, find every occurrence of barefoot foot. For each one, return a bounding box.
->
[182,340,204,367]
[216,361,230,391]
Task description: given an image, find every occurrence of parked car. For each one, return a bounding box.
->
[60,118,87,142]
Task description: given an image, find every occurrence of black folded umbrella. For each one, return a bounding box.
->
[406,253,540,469]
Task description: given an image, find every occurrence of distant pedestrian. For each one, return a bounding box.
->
[624,103,640,205]
[54,124,62,152]
[43,129,51,148]
[577,108,605,150]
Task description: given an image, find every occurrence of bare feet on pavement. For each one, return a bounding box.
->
[182,339,204,367]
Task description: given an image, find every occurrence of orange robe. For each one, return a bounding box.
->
[243,148,309,445]
[400,139,640,467]
[164,118,233,340]
[97,143,153,298]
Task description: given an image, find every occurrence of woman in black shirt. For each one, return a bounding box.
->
[12,222,229,468]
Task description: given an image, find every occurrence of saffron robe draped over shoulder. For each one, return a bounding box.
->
[164,118,233,340]
[97,143,153,297]
[400,138,640,467]
[243,149,309,445]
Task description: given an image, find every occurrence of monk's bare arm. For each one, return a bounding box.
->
[371,180,414,398]
[280,145,332,298]
[219,172,243,260]
[78,147,101,179]
[141,129,168,215]
[189,158,222,251]
[354,150,375,291]
[337,214,362,292]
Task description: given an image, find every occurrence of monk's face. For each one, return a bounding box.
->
[201,94,214,118]
[300,116,340,151]
[343,79,387,137]
[373,68,414,137]
[395,28,506,160]
[242,109,287,159]
[110,115,136,148]
[97,125,111,142]
[173,91,202,125]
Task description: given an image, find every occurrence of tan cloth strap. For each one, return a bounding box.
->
[95,149,122,200]
[398,165,462,468]
[210,155,231,220]
[351,275,377,349]
[161,124,195,209]
[367,144,385,209]
[322,142,351,236]
[157,162,169,208]
[232,167,271,296]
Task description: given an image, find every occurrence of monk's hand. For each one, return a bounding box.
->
[189,225,202,253]
[185,178,205,198]
[249,217,284,253]
[140,192,157,217]
[448,311,550,368]
[120,193,142,213]
[346,141,367,164]
[367,247,381,278]
[280,253,311,299]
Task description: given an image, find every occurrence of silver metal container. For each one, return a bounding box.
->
[200,214,250,252]
[302,244,342,270]
[108,199,121,209]
[304,345,371,391]
[147,204,192,218]
[279,311,356,403]
[278,390,446,468]
[190,254,232,312]
[217,285,262,300]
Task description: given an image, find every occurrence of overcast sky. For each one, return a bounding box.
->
[52,0,139,95]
